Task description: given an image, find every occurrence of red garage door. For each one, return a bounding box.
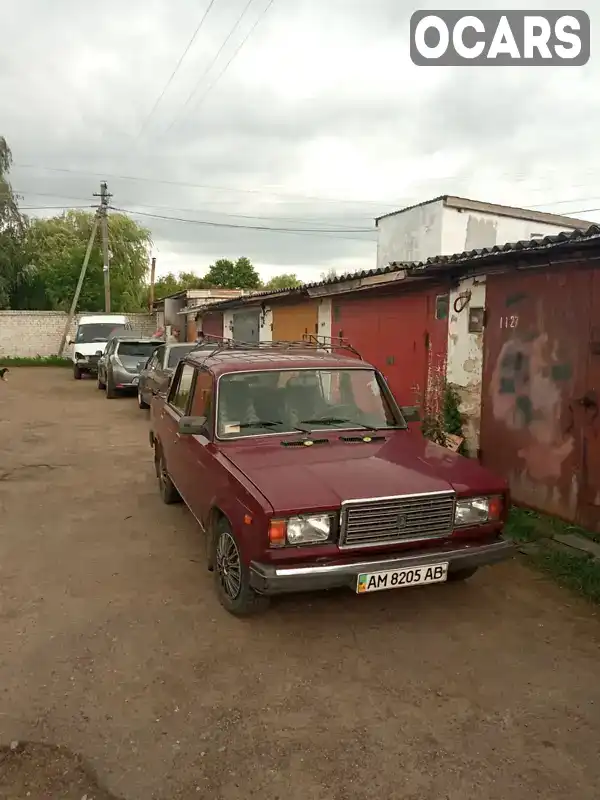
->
[200,311,223,339]
[331,287,449,413]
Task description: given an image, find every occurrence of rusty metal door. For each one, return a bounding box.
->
[578,269,600,531]
[480,267,590,523]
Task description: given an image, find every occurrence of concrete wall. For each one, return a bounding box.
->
[0,311,158,358]
[376,200,443,269]
[441,207,578,255]
[446,277,486,456]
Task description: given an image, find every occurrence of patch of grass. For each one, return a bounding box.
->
[0,355,71,367]
[505,506,600,604]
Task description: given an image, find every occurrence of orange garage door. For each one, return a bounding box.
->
[272,301,319,341]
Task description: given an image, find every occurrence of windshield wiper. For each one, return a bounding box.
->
[238,420,312,433]
[300,416,378,432]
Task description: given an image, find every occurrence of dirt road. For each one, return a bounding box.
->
[1,368,599,800]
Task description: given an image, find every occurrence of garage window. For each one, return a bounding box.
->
[435,294,449,320]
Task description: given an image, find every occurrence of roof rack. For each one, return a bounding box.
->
[189,334,362,361]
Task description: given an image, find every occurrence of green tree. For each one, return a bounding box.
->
[263,273,302,290]
[0,137,29,309]
[152,270,215,301]
[24,210,152,311]
[205,256,261,289]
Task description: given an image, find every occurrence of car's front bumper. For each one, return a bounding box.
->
[75,357,99,373]
[249,537,515,595]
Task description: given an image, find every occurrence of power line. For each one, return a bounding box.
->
[19,205,96,211]
[162,0,258,137]
[180,0,276,122]
[110,205,377,241]
[132,0,218,142]
[13,162,398,207]
[15,189,372,227]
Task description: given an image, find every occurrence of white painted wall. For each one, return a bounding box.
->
[317,298,332,340]
[377,199,582,269]
[376,200,443,269]
[259,307,273,342]
[441,208,579,255]
[223,310,234,339]
[446,277,487,456]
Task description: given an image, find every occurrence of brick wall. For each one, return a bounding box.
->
[0,311,158,358]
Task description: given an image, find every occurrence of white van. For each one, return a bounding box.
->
[69,314,132,379]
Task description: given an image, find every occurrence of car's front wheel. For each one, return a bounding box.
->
[447,567,478,582]
[212,518,269,616]
[73,364,82,380]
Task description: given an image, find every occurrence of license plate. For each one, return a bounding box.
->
[356,562,449,594]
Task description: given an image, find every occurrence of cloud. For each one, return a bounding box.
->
[3,0,600,284]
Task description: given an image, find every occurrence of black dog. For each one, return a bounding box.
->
[0,368,9,381]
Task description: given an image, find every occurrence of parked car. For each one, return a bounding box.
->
[137,342,209,410]
[97,335,161,399]
[68,314,132,380]
[149,340,514,616]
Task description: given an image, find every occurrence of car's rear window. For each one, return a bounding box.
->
[167,344,197,368]
[117,342,159,358]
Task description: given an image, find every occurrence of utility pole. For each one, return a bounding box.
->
[93,182,112,312]
[58,213,100,356]
[149,256,157,311]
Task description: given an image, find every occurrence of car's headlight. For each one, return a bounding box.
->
[454,495,503,527]
[74,352,87,362]
[269,514,333,547]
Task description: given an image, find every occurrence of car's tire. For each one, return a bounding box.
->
[156,447,181,505]
[97,374,106,390]
[73,365,82,380]
[212,517,269,616]
[105,374,118,399]
[138,389,150,409]
[447,567,478,582]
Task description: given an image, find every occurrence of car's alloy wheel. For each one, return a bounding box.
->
[211,519,269,616]
[216,531,242,600]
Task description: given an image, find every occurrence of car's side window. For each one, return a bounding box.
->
[189,369,213,421]
[153,346,165,369]
[169,363,195,414]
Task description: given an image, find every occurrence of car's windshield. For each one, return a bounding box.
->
[117,342,159,358]
[216,368,400,438]
[167,344,196,369]
[75,323,123,343]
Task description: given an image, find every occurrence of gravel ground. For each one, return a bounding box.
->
[1,367,600,800]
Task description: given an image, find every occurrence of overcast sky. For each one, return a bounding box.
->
[3,0,600,283]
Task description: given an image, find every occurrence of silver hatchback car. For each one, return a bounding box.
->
[97,335,162,399]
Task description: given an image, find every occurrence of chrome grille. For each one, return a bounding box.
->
[339,491,455,549]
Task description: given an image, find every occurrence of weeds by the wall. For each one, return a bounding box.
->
[421,383,468,455]
[0,355,71,367]
[506,507,600,605]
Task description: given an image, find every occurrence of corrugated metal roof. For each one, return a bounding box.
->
[195,223,600,313]
[375,194,594,228]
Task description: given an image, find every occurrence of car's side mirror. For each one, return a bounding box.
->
[95,350,103,357]
[67,338,73,346]
[178,416,209,437]
[400,406,421,423]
